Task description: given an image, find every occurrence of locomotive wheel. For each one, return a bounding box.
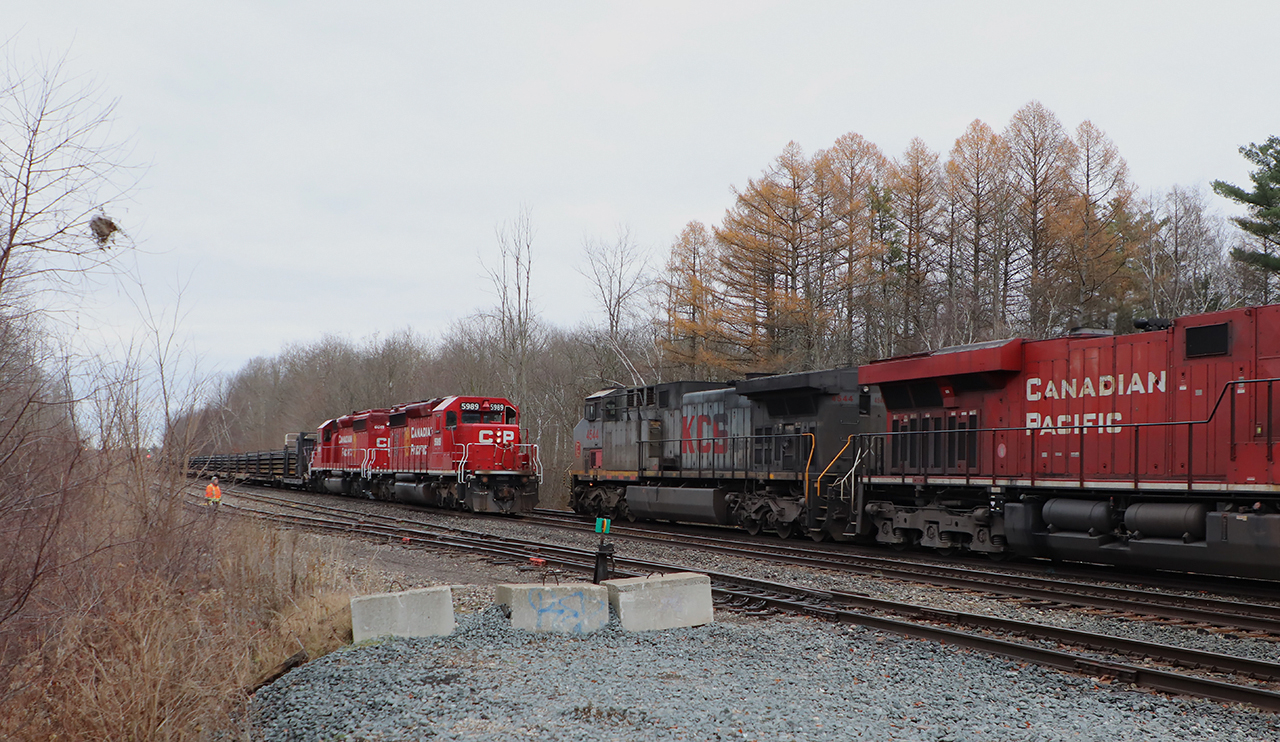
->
[775,520,798,540]
[809,527,829,543]
[743,518,762,536]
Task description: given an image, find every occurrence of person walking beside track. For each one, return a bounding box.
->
[205,476,222,508]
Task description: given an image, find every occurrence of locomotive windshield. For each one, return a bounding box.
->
[460,410,505,424]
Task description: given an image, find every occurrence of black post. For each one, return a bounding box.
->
[593,539,615,584]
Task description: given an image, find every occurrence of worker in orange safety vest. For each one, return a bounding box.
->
[205,476,222,507]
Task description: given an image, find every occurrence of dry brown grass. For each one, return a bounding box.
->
[0,473,370,741]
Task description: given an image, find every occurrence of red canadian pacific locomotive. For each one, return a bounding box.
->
[192,395,541,514]
[571,305,1280,578]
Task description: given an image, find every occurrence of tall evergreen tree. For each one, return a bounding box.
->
[1213,136,1280,270]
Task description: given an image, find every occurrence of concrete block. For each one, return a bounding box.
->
[350,586,454,642]
[604,572,713,632]
[495,583,609,634]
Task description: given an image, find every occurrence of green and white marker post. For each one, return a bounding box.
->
[593,517,615,583]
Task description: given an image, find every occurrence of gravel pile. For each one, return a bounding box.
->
[252,607,1277,741]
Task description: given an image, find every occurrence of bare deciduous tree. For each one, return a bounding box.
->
[485,207,537,405]
[0,51,133,672]
[578,225,651,385]
[0,52,134,307]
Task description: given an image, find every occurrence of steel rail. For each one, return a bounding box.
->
[520,510,1280,633]
[531,507,1280,602]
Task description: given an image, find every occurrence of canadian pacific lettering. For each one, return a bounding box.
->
[1026,371,1166,401]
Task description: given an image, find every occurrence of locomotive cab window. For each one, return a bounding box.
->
[480,410,503,423]
[585,402,599,421]
[445,411,457,429]
[461,411,481,424]
[506,407,517,424]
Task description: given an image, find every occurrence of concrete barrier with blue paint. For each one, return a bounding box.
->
[495,583,610,634]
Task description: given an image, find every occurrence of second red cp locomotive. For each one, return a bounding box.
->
[193,395,541,514]
[311,395,541,513]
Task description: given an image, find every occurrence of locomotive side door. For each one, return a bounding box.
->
[645,419,662,472]
[1255,306,1280,483]
[1175,320,1243,482]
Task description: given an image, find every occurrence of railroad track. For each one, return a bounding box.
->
[521,509,1280,636]
[530,507,1280,603]
[195,485,1280,710]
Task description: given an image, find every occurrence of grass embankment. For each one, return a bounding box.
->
[1,477,366,740]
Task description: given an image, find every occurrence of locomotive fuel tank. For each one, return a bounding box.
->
[625,485,731,524]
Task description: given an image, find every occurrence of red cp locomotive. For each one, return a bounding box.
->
[191,395,541,514]
[310,395,541,513]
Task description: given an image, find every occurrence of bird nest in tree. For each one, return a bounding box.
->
[89,214,120,246]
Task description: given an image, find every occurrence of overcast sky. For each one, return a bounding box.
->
[17,1,1280,377]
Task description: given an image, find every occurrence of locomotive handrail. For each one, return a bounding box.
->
[526,443,543,482]
[456,441,542,481]
[811,435,857,511]
[859,375,1280,488]
[636,432,811,480]
[835,448,865,500]
[456,443,471,482]
[802,432,816,512]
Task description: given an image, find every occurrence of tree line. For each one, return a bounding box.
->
[664,101,1273,379]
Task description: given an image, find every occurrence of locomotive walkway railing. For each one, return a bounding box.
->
[630,432,813,483]
[843,376,1280,492]
[454,442,542,482]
